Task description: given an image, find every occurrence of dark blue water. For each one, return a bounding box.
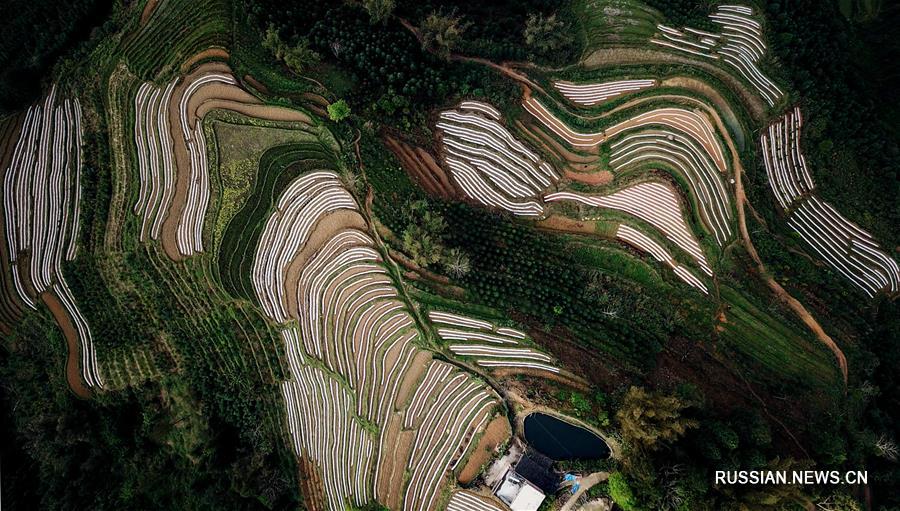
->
[523,412,610,460]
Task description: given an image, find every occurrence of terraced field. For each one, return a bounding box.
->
[254,171,507,510]
[3,0,897,509]
[1,86,102,390]
[761,108,898,297]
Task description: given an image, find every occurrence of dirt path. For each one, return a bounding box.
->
[41,292,92,398]
[732,157,848,384]
[560,471,609,511]
[396,18,551,97]
[457,414,512,484]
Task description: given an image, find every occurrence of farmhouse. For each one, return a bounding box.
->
[493,451,559,511]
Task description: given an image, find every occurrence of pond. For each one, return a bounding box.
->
[523,412,610,460]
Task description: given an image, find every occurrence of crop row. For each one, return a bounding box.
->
[761,108,898,297]
[610,129,733,245]
[447,490,505,511]
[251,171,357,322]
[759,107,814,209]
[258,172,501,510]
[402,366,496,511]
[616,224,708,293]
[1,87,102,387]
[133,80,178,241]
[429,310,561,375]
[523,97,728,172]
[282,358,375,509]
[650,5,783,106]
[437,104,557,217]
[545,181,712,275]
[554,79,656,106]
[788,197,899,297]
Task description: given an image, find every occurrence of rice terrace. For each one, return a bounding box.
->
[0,0,897,510]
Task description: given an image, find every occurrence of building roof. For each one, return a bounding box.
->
[509,483,544,511]
[495,469,545,511]
[514,451,559,494]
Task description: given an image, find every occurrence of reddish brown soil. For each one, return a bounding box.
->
[536,215,597,235]
[383,135,456,198]
[564,169,613,186]
[243,75,269,94]
[297,456,327,511]
[457,415,511,484]
[41,292,92,398]
[179,47,230,74]
[139,0,159,25]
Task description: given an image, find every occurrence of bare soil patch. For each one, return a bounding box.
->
[284,214,368,318]
[457,414,511,484]
[492,367,591,391]
[197,99,312,125]
[383,135,456,198]
[41,292,92,398]
[179,47,230,74]
[395,351,432,412]
[139,0,159,25]
[564,169,614,186]
[536,215,599,235]
[297,456,327,511]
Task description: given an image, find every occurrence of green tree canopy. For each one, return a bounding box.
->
[420,11,469,59]
[617,386,699,451]
[327,99,351,122]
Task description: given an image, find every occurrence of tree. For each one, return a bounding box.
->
[327,100,351,122]
[262,24,319,75]
[616,386,698,451]
[262,24,285,60]
[444,247,470,278]
[874,433,898,461]
[363,0,395,24]
[420,11,469,59]
[523,12,572,56]
[608,472,638,511]
[282,40,320,75]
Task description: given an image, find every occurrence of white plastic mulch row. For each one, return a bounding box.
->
[617,224,708,293]
[437,104,559,216]
[546,182,713,275]
[650,5,783,106]
[430,310,560,373]
[760,106,814,209]
[459,100,501,120]
[788,197,899,297]
[175,73,236,256]
[133,79,177,241]
[402,372,497,511]
[447,490,506,511]
[610,130,733,245]
[261,177,501,511]
[554,79,656,106]
[251,171,357,322]
[1,86,102,387]
[282,354,375,510]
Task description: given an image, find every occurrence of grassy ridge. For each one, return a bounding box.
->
[217,142,339,300]
[122,0,232,80]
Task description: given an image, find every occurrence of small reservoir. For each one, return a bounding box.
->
[523,412,610,460]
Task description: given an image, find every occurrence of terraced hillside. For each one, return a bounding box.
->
[2,0,898,510]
